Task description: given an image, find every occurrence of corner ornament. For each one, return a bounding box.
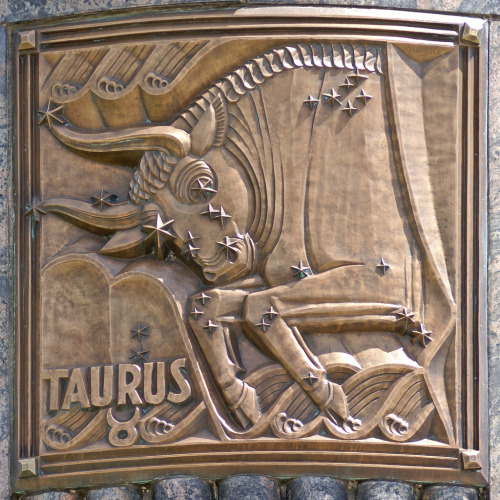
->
[461,21,485,45]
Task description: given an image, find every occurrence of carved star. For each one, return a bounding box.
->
[131,322,149,342]
[142,214,176,260]
[304,95,319,108]
[355,89,372,105]
[204,320,218,334]
[396,308,416,332]
[255,318,271,332]
[183,243,200,258]
[340,77,355,91]
[130,345,149,363]
[196,292,211,306]
[25,198,47,223]
[348,69,369,84]
[291,260,311,279]
[376,258,390,275]
[322,88,342,107]
[190,307,204,320]
[342,100,357,117]
[411,324,433,347]
[91,190,118,211]
[264,306,279,321]
[201,203,219,221]
[304,372,319,386]
[183,230,201,258]
[215,206,232,228]
[190,178,217,200]
[186,230,201,244]
[38,100,65,127]
[217,236,239,259]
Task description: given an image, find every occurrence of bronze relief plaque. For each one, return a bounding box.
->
[14,8,487,490]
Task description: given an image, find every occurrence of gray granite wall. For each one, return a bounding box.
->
[2,0,500,21]
[1,1,499,498]
[0,18,10,500]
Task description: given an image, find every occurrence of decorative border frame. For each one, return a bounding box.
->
[12,7,488,492]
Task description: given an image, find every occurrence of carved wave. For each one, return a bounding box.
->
[52,82,79,97]
[138,401,206,444]
[41,356,439,449]
[218,357,440,443]
[45,41,210,103]
[42,406,108,451]
[44,48,109,99]
[41,402,206,450]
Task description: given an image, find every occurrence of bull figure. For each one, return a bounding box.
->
[35,43,456,440]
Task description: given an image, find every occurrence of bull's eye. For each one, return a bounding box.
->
[169,159,217,205]
[190,176,217,201]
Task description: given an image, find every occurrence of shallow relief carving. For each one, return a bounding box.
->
[35,40,456,444]
[15,14,486,486]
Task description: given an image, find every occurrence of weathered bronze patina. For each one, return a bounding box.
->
[14,8,487,491]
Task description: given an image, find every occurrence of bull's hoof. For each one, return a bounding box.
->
[322,382,360,431]
[228,382,261,429]
[342,415,362,433]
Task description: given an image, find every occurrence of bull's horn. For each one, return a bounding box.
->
[47,120,191,159]
[38,198,162,235]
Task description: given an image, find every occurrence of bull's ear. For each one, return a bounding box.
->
[190,94,228,156]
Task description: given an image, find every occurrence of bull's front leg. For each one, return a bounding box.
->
[188,287,261,429]
[242,287,356,429]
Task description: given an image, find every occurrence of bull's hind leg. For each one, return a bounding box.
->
[242,289,352,427]
[188,288,261,429]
